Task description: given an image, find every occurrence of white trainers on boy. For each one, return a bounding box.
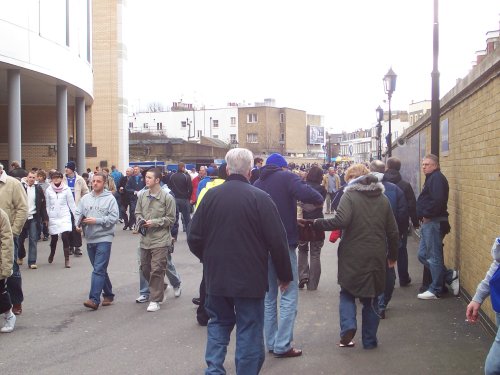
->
[1,313,16,333]
[147,302,160,312]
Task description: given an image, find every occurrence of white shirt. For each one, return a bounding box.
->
[26,183,36,219]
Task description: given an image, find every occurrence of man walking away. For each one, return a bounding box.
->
[75,172,119,310]
[168,162,192,232]
[254,153,324,358]
[384,157,419,287]
[188,148,292,374]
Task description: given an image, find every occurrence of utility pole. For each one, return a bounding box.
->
[431,0,440,157]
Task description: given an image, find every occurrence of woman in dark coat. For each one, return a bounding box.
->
[299,164,399,349]
[298,166,327,290]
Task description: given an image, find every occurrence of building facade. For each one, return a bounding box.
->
[0,0,127,173]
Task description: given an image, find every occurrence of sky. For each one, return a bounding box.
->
[124,0,499,133]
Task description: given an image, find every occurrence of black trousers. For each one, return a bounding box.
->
[0,279,13,314]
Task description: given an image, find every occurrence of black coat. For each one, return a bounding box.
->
[168,171,192,199]
[417,169,449,219]
[384,169,419,227]
[23,183,48,222]
[188,174,292,298]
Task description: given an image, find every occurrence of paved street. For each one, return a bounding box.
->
[0,227,494,375]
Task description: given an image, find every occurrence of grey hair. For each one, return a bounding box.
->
[225,148,253,176]
[369,160,386,173]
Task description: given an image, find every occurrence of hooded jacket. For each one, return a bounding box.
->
[45,183,77,235]
[372,172,408,235]
[313,174,399,297]
[75,189,119,243]
[254,165,324,247]
[384,169,419,227]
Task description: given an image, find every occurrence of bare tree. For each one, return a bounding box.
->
[147,101,165,112]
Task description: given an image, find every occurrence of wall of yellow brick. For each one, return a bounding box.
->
[284,108,307,153]
[397,53,499,322]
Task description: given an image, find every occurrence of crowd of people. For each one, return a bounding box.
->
[0,152,498,375]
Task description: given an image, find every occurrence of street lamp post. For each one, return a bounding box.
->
[383,67,397,157]
[375,106,384,160]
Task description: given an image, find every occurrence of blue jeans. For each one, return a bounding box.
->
[417,220,453,295]
[205,294,265,375]
[6,235,23,305]
[175,198,191,231]
[397,232,411,285]
[20,219,39,265]
[485,312,500,375]
[339,288,380,349]
[264,246,298,354]
[378,266,396,312]
[87,242,114,305]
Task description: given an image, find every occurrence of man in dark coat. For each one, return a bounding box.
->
[168,162,193,232]
[416,154,459,300]
[188,148,292,374]
[384,157,419,286]
[254,153,324,358]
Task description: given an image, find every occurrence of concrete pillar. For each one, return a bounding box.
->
[75,97,86,173]
[8,69,22,165]
[56,85,68,172]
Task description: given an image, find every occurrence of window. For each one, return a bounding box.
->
[212,120,219,128]
[230,134,237,143]
[143,123,149,129]
[213,135,219,139]
[197,130,203,138]
[246,133,258,143]
[230,117,236,126]
[181,121,187,128]
[247,113,258,123]
[157,122,162,130]
[280,133,285,142]
[128,122,134,129]
[280,113,285,123]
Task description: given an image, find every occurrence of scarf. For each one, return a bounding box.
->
[51,182,65,193]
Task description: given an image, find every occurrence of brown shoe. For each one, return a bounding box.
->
[102,297,114,306]
[12,303,22,315]
[273,347,303,358]
[83,299,99,310]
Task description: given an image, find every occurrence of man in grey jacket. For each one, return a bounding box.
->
[75,172,119,310]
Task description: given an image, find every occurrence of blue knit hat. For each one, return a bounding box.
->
[65,161,76,172]
[266,153,287,168]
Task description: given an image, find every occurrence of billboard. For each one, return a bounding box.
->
[307,125,325,145]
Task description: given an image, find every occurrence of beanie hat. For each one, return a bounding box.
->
[65,161,76,172]
[266,153,287,168]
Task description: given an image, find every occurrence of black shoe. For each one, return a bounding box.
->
[379,310,386,319]
[298,278,308,289]
[74,248,83,256]
[400,278,412,287]
[192,297,201,306]
[69,247,74,255]
[197,314,209,326]
[123,225,128,231]
[42,236,49,241]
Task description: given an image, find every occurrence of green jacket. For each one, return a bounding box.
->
[0,208,14,280]
[135,188,176,249]
[314,174,399,298]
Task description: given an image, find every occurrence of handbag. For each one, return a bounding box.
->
[298,224,325,242]
[329,229,342,243]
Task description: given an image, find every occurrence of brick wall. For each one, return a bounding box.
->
[394,47,500,322]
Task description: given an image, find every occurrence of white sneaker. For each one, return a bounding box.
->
[135,295,149,303]
[174,286,182,297]
[1,314,16,333]
[417,290,439,300]
[147,302,160,312]
[449,270,460,296]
